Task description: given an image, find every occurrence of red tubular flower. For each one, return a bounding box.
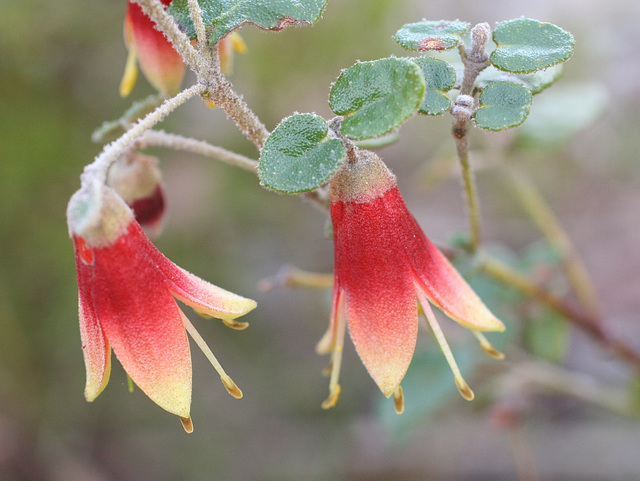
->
[120,0,185,97]
[318,150,505,412]
[108,153,166,235]
[67,181,256,431]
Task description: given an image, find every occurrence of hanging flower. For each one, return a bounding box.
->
[318,150,505,412]
[107,152,166,235]
[120,0,185,97]
[67,181,256,432]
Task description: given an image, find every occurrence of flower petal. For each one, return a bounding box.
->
[126,0,185,95]
[89,226,192,418]
[332,197,418,397]
[75,239,112,401]
[388,189,504,332]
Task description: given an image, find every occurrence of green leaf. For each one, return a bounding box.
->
[412,57,457,115]
[524,308,570,362]
[491,18,575,73]
[516,83,608,148]
[474,81,532,131]
[258,113,345,193]
[394,20,469,51]
[329,57,425,140]
[168,0,327,44]
[477,64,564,95]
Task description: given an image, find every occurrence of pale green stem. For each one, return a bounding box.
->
[138,130,258,172]
[82,84,204,186]
[506,166,602,317]
[478,254,640,370]
[187,0,208,49]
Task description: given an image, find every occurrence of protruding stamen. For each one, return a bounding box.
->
[322,292,347,409]
[321,384,341,410]
[418,290,475,402]
[321,359,333,377]
[221,318,250,330]
[126,374,135,393]
[221,375,243,399]
[120,48,139,98]
[181,311,243,399]
[393,386,405,415]
[454,375,475,401]
[473,330,505,360]
[180,416,194,433]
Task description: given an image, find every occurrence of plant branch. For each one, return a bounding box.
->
[187,0,208,49]
[450,23,491,252]
[478,254,640,370]
[82,84,204,186]
[138,130,258,172]
[506,166,602,316]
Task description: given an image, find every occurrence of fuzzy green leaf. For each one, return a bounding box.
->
[491,18,575,73]
[168,0,327,44]
[474,81,532,131]
[258,113,345,193]
[329,57,425,140]
[412,57,457,115]
[394,20,469,51]
[477,64,564,95]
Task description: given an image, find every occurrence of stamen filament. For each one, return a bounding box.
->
[472,330,505,359]
[181,311,243,399]
[322,292,347,409]
[417,291,475,401]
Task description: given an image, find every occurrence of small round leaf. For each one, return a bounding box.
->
[491,18,575,73]
[477,64,564,95]
[474,81,532,131]
[259,113,345,193]
[394,20,469,51]
[329,58,425,140]
[412,57,457,115]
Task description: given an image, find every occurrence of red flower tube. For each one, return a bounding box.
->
[120,0,185,97]
[67,181,256,431]
[318,150,505,411]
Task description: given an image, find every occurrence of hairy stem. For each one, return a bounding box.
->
[138,130,258,172]
[450,23,491,252]
[82,84,204,186]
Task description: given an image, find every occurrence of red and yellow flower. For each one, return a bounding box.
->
[318,150,505,411]
[120,0,185,97]
[67,180,256,431]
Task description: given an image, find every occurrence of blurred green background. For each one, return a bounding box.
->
[2,0,640,480]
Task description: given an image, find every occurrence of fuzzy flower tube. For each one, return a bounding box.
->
[67,180,256,432]
[318,149,505,412]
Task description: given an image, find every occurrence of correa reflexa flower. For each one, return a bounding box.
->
[318,149,505,413]
[120,0,185,97]
[108,152,166,235]
[67,180,256,432]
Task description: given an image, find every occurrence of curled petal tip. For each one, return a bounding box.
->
[180,416,194,433]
